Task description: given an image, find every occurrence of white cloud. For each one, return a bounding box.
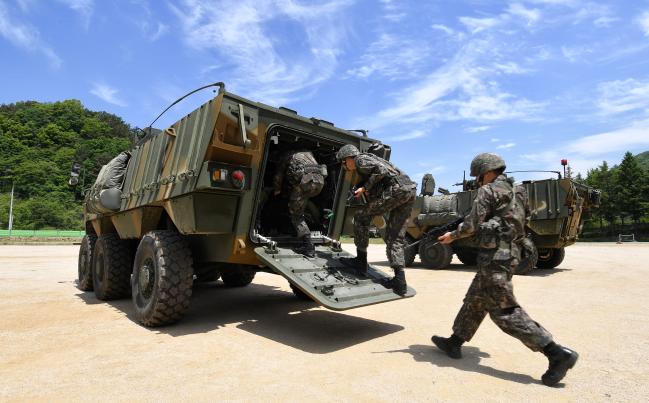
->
[171,0,352,105]
[561,45,592,63]
[346,33,430,80]
[90,83,127,107]
[459,16,499,34]
[466,125,491,133]
[379,0,405,22]
[507,3,540,26]
[637,11,649,36]
[431,24,455,36]
[0,2,62,68]
[597,78,649,115]
[566,120,649,155]
[497,142,516,149]
[523,119,649,175]
[56,0,93,27]
[388,130,427,142]
[365,40,542,129]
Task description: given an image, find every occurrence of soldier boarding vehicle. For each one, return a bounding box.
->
[404,171,600,275]
[77,83,414,327]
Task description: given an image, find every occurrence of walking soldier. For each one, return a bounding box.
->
[432,152,578,387]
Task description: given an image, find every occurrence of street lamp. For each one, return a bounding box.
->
[1,170,15,236]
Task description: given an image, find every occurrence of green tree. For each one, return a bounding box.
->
[616,151,646,224]
[586,161,618,227]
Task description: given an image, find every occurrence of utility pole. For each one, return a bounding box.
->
[8,181,14,236]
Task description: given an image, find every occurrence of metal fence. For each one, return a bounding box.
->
[0,230,85,238]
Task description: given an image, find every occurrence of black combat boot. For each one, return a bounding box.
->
[431,334,464,359]
[382,266,407,296]
[294,235,316,258]
[339,249,367,276]
[541,342,579,386]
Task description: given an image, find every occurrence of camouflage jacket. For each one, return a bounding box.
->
[272,150,319,192]
[451,175,529,253]
[354,153,413,194]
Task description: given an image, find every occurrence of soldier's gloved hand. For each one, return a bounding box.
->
[438,231,454,245]
[273,190,281,196]
[354,187,366,198]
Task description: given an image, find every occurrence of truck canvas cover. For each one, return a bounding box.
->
[255,245,415,310]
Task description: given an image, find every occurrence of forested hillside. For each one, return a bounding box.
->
[0,100,134,230]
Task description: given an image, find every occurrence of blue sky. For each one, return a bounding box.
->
[2,0,649,189]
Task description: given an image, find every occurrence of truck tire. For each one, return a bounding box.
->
[78,234,97,291]
[404,234,417,267]
[290,283,313,301]
[92,233,133,300]
[536,247,565,269]
[221,267,256,287]
[132,230,193,327]
[419,239,453,269]
[455,249,478,266]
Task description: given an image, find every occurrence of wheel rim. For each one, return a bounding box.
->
[421,243,442,263]
[537,249,552,261]
[138,257,155,300]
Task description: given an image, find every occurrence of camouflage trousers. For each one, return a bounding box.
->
[452,251,553,351]
[354,186,416,268]
[289,178,324,238]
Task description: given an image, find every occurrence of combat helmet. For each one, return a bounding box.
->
[336,144,360,162]
[470,153,506,177]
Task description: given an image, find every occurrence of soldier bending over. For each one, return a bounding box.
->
[335,145,416,296]
[272,150,326,257]
[432,153,578,387]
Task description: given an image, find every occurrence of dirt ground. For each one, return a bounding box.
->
[1,243,648,402]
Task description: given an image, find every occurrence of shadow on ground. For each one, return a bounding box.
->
[76,281,404,354]
[382,344,557,386]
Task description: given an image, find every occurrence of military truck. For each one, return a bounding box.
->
[403,173,600,274]
[77,83,414,327]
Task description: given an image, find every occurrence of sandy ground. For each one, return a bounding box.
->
[1,243,648,402]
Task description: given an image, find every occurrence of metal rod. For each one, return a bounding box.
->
[147,82,225,130]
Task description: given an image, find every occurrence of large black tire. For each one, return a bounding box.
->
[78,234,97,291]
[290,283,313,301]
[92,234,133,300]
[221,267,256,287]
[455,249,478,266]
[419,239,453,269]
[132,230,194,327]
[403,234,417,267]
[536,247,565,269]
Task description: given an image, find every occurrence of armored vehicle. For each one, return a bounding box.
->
[404,173,600,274]
[77,83,414,327]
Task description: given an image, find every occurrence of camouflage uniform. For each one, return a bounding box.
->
[449,174,553,351]
[272,151,325,238]
[353,153,416,268]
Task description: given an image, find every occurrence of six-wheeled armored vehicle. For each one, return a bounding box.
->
[78,83,414,327]
[403,174,600,274]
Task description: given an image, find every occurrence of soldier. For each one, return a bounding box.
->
[335,144,416,296]
[432,153,578,387]
[272,150,326,257]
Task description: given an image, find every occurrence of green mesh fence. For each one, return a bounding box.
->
[0,230,85,237]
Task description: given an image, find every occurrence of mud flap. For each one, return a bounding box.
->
[254,245,415,310]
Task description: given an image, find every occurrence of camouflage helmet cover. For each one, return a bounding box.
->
[336,144,360,161]
[470,153,506,177]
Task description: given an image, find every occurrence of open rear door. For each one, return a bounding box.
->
[254,245,415,310]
